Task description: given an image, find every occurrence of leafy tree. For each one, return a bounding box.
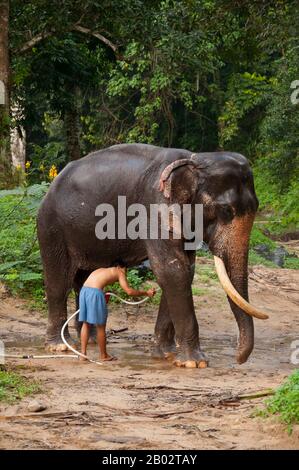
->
[0,0,296,233]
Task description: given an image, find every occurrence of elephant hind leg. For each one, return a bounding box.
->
[43,248,76,351]
[152,292,176,359]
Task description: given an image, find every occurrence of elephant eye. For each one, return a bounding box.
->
[219,205,234,222]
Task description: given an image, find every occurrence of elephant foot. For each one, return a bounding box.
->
[173,348,208,369]
[152,342,176,360]
[45,341,69,352]
[45,329,76,352]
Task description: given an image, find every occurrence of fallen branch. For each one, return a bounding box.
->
[108,327,128,335]
[122,384,210,392]
[0,406,198,421]
[237,389,274,400]
[141,408,198,418]
[250,271,298,291]
[219,389,274,406]
[0,411,86,421]
[91,403,198,418]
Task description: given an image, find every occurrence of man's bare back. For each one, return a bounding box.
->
[84,267,120,290]
[80,265,155,363]
[84,266,156,297]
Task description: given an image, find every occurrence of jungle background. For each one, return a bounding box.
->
[0,0,298,444]
[0,0,298,300]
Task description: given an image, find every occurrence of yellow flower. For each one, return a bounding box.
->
[25,161,31,169]
[16,164,22,171]
[49,165,58,180]
[39,164,45,172]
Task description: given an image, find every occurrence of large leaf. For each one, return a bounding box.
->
[0,261,25,273]
[18,272,43,281]
[0,188,25,198]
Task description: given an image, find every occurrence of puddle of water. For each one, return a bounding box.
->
[86,340,171,371]
[1,334,204,372]
[3,335,45,350]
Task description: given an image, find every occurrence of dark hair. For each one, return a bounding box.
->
[111,258,127,268]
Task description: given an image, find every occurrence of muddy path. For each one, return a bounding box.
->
[0,259,298,450]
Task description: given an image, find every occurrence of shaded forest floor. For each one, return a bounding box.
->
[0,257,299,450]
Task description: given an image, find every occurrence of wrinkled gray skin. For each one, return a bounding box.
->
[37,144,258,367]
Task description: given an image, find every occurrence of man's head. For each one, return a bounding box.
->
[111,259,127,271]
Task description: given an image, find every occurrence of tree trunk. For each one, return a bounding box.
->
[0,0,11,176]
[0,0,11,183]
[64,107,81,161]
[0,1,9,112]
[10,102,26,169]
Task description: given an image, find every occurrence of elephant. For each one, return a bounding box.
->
[37,143,269,368]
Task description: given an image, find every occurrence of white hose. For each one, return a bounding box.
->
[60,291,155,364]
[106,292,150,305]
[61,309,103,365]
[1,354,78,359]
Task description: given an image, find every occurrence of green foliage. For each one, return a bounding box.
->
[284,257,299,270]
[254,162,299,234]
[257,46,299,192]
[249,227,298,268]
[192,286,208,296]
[0,366,40,403]
[8,0,299,202]
[195,262,218,285]
[105,1,220,146]
[218,72,271,148]
[248,251,277,268]
[27,112,67,180]
[108,268,156,303]
[0,183,49,301]
[196,234,298,269]
[249,227,276,250]
[257,370,299,434]
[196,249,212,259]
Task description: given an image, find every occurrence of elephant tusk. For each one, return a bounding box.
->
[213,256,269,320]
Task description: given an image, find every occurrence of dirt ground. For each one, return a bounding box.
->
[0,258,298,450]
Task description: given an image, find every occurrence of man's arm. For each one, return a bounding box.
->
[118,271,155,297]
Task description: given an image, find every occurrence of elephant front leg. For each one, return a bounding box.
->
[148,246,208,368]
[166,283,208,369]
[153,292,176,359]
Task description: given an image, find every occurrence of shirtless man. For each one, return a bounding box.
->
[79,261,156,361]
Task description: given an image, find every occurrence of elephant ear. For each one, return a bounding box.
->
[158,159,199,204]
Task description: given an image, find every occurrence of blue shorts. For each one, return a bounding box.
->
[79,287,108,325]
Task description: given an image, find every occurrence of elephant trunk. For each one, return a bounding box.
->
[226,248,254,364]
